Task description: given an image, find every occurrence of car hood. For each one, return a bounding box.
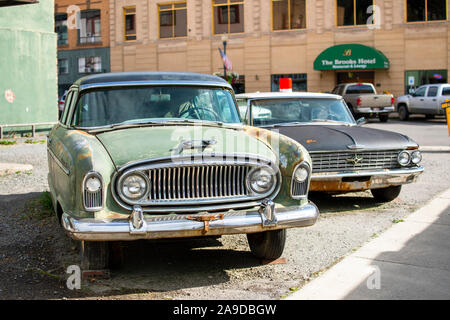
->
[270,124,418,152]
[95,125,277,168]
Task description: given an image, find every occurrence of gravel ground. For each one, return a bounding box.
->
[0,137,449,300]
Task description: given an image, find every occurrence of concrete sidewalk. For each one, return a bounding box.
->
[0,163,33,175]
[286,188,450,300]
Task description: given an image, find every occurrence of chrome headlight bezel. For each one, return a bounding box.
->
[118,171,150,201]
[246,165,278,196]
[397,150,411,166]
[291,161,311,200]
[82,171,104,212]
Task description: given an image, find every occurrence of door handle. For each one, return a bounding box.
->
[420,99,424,101]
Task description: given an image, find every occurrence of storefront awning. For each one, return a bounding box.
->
[314,44,390,71]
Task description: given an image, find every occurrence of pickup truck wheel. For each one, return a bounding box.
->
[371,185,402,202]
[379,114,389,122]
[80,241,109,270]
[398,105,409,121]
[247,229,286,260]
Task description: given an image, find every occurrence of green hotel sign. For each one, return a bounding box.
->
[314,44,390,71]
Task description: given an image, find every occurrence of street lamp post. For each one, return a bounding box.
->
[221,34,228,81]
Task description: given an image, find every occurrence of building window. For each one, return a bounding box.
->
[406,0,447,22]
[78,10,101,44]
[58,59,69,75]
[55,13,68,45]
[272,0,306,30]
[78,57,102,73]
[124,7,136,41]
[337,0,373,26]
[405,70,448,94]
[213,0,244,34]
[271,74,307,92]
[159,2,187,38]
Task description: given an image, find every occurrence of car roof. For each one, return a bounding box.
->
[235,91,342,100]
[419,83,450,87]
[74,72,231,90]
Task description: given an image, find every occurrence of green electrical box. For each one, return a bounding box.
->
[0,0,58,135]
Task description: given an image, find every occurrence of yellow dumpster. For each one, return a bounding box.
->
[441,99,450,136]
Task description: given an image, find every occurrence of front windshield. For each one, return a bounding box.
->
[72,86,241,128]
[249,98,355,126]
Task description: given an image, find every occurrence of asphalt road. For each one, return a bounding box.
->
[0,118,449,300]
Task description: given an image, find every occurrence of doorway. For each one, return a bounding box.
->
[336,71,375,85]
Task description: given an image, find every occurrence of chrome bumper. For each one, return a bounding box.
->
[310,166,424,192]
[356,106,395,114]
[61,202,319,241]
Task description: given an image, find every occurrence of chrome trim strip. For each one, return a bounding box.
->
[47,147,70,175]
[61,202,319,241]
[311,166,424,180]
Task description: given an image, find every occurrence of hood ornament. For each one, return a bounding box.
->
[346,155,364,165]
[171,139,217,154]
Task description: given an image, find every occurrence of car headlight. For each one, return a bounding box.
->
[85,176,102,192]
[247,166,276,194]
[411,150,422,165]
[121,173,148,200]
[294,166,309,183]
[397,151,411,166]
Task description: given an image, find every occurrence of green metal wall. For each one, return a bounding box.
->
[0,1,58,126]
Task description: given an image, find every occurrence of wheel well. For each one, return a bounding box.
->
[56,202,63,225]
[397,103,408,111]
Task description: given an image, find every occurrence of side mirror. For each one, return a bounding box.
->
[356,117,367,126]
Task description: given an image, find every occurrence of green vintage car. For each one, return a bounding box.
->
[48,72,319,269]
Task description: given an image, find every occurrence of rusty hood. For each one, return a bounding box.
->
[95,124,277,168]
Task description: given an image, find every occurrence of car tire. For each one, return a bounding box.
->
[80,241,109,270]
[371,185,402,202]
[398,105,409,121]
[247,229,286,260]
[379,114,389,122]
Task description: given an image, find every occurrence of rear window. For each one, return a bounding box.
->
[345,85,375,94]
[442,87,450,96]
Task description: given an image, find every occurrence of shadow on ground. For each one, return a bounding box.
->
[343,204,450,299]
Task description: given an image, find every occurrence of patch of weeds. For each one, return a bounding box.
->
[15,170,21,174]
[0,140,16,145]
[25,139,45,144]
[21,191,54,221]
[393,219,404,224]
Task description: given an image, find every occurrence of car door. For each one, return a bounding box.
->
[424,86,439,114]
[409,86,428,113]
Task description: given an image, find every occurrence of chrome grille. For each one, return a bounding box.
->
[83,189,103,210]
[311,150,401,173]
[113,155,281,212]
[147,165,251,201]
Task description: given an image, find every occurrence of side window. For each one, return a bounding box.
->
[236,99,248,120]
[331,86,339,94]
[427,87,438,97]
[414,86,427,97]
[60,91,73,124]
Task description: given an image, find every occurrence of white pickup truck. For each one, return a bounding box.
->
[332,83,395,122]
[395,84,450,121]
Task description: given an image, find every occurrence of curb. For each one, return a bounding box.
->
[0,163,33,175]
[420,146,450,152]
